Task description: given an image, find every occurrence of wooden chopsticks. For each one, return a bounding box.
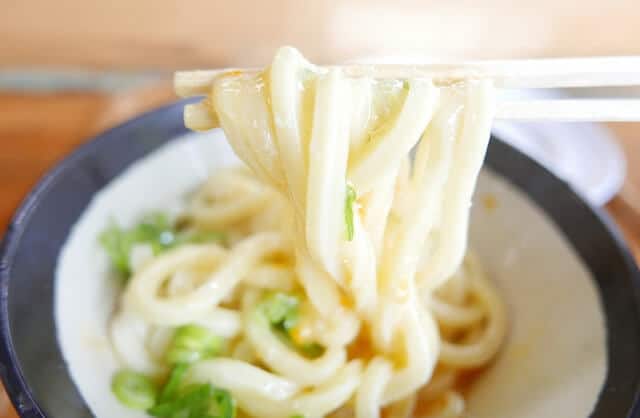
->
[175,56,640,122]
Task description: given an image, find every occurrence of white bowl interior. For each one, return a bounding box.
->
[55,131,607,418]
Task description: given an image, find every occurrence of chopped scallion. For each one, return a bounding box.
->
[261,292,300,332]
[299,342,324,358]
[257,292,325,359]
[149,382,236,418]
[99,212,225,280]
[158,363,189,403]
[209,387,236,418]
[165,324,224,365]
[345,184,357,241]
[112,363,236,418]
[111,370,157,410]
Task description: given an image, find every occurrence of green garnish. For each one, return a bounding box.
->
[257,292,325,359]
[344,184,357,241]
[148,383,212,417]
[111,370,157,410]
[299,342,324,358]
[166,324,224,365]
[291,415,305,418]
[150,364,236,418]
[261,292,300,332]
[149,383,235,418]
[99,224,134,276]
[209,387,237,418]
[157,363,189,403]
[111,364,236,418]
[99,212,225,279]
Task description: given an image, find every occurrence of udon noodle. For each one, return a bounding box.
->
[107,47,507,418]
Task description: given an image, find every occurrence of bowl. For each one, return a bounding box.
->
[1,101,639,418]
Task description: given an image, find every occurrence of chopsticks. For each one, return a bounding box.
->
[175,56,640,122]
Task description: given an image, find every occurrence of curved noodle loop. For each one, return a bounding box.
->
[110,47,507,418]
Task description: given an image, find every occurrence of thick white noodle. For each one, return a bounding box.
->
[356,357,393,418]
[306,69,352,281]
[109,47,507,418]
[418,80,496,290]
[244,300,348,386]
[127,234,287,325]
[187,358,300,400]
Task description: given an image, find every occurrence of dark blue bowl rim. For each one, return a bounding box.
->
[0,100,638,417]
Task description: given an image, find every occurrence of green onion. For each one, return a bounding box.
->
[261,292,300,332]
[99,224,131,275]
[299,342,325,358]
[158,363,189,403]
[165,324,224,365]
[291,415,305,418]
[149,381,236,418]
[112,362,237,418]
[99,212,174,277]
[345,184,357,241]
[111,370,157,410]
[149,383,213,417]
[209,387,236,418]
[257,292,325,359]
[99,212,225,280]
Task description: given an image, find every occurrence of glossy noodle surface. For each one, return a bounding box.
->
[108,47,507,418]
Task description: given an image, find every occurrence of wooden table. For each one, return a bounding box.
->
[0,85,638,417]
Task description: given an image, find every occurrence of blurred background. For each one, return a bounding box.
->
[1,0,640,414]
[4,0,640,68]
